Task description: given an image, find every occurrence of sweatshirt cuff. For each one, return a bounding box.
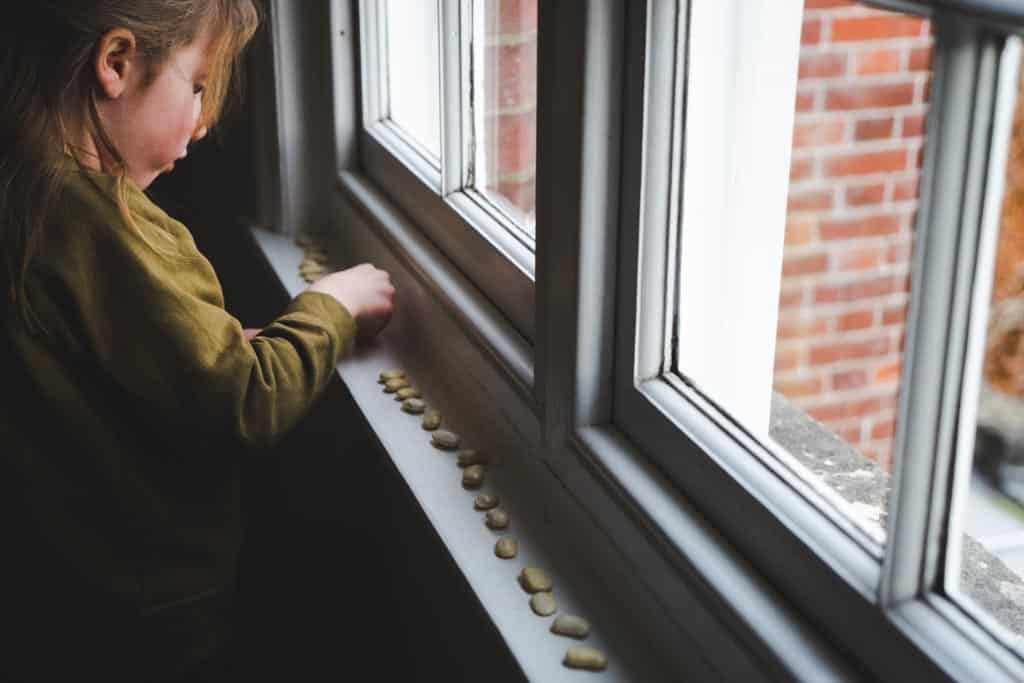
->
[284,291,358,356]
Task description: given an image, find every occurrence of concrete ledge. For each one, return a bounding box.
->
[770,391,1024,638]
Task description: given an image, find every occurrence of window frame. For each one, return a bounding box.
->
[944,34,1023,648]
[326,0,1024,679]
[356,0,537,347]
[601,0,1024,680]
[533,1,922,677]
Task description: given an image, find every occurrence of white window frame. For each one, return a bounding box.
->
[946,34,1023,650]
[306,0,1024,679]
[588,0,1024,680]
[357,0,537,348]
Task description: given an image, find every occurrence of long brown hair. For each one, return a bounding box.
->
[0,1,260,331]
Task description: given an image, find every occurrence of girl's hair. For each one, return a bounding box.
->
[0,1,260,331]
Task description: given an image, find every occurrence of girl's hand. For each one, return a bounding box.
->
[307,263,395,340]
[242,328,262,340]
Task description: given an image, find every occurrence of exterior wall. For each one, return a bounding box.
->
[776,0,933,468]
[482,0,987,469]
[482,0,538,223]
[480,0,930,469]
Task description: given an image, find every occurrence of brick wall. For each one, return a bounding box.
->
[482,0,537,223]
[776,0,934,469]
[482,0,951,468]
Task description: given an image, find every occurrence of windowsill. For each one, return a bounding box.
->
[252,168,931,682]
[249,226,687,682]
[250,166,1024,682]
[769,392,891,535]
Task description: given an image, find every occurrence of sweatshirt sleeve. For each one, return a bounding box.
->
[41,179,356,449]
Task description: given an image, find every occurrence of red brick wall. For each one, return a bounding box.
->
[776,0,933,469]
[482,0,537,219]
[484,0,946,468]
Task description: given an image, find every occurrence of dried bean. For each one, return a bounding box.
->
[551,615,590,639]
[484,508,509,530]
[564,647,607,672]
[384,378,410,393]
[421,408,442,431]
[473,493,499,511]
[431,429,459,450]
[530,592,557,617]
[304,249,328,263]
[494,537,517,559]
[518,567,552,594]
[461,464,485,489]
[378,368,406,384]
[395,387,421,401]
[401,398,426,414]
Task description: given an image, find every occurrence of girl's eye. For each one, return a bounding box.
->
[193,84,205,95]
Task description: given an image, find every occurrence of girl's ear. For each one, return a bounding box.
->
[94,29,137,99]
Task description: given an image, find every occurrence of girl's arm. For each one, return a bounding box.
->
[39,189,392,448]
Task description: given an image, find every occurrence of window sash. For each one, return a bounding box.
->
[941,34,1023,650]
[356,0,537,346]
[342,0,1024,677]
[610,0,1024,679]
[932,0,1024,26]
[881,17,1002,606]
[619,0,887,564]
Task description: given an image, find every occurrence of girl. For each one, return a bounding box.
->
[0,2,394,680]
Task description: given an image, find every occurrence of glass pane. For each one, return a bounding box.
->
[385,0,441,159]
[473,0,538,238]
[957,48,1024,648]
[771,1,935,546]
[677,1,934,547]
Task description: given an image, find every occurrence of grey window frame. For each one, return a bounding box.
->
[316,0,1024,679]
[356,0,536,349]
[566,0,1024,680]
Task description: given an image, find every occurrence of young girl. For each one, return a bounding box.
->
[0,2,394,680]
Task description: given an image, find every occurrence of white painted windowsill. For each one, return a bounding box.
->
[250,226,680,682]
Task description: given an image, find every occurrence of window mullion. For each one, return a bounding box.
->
[633,0,680,384]
[881,16,999,605]
[439,0,467,195]
[533,0,625,450]
[357,0,385,126]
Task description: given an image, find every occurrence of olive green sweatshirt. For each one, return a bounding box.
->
[0,161,355,676]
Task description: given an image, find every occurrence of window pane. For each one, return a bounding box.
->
[473,0,537,239]
[385,0,442,159]
[957,49,1024,648]
[675,1,933,547]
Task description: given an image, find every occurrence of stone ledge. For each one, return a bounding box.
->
[770,391,1024,640]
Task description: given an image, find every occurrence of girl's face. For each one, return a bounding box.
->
[97,36,211,190]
